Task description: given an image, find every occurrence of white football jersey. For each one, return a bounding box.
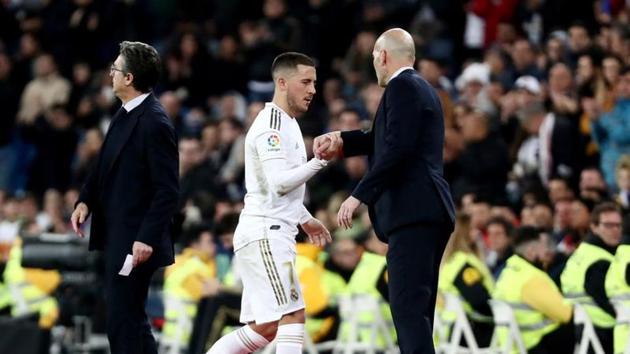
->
[233,102,309,251]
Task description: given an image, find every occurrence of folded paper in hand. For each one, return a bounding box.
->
[118,254,133,276]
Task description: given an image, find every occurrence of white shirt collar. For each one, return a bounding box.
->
[388,66,415,84]
[123,93,150,113]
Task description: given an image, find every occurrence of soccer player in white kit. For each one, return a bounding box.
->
[206,53,332,354]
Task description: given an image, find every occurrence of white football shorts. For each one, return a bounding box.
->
[236,238,305,324]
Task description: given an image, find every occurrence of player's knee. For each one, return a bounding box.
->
[280,309,306,324]
[251,322,279,342]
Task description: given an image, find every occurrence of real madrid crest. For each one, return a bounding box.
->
[290,289,299,302]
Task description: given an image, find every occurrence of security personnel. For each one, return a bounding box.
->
[295,239,334,342]
[0,243,11,315]
[162,227,217,351]
[3,237,59,329]
[438,213,494,346]
[605,231,630,354]
[323,237,394,348]
[0,281,9,315]
[494,227,574,354]
[561,202,621,353]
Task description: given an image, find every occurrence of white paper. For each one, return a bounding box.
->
[118,254,133,276]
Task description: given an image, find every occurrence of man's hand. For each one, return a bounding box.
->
[301,218,332,247]
[132,241,153,267]
[313,131,343,160]
[70,202,89,238]
[337,196,361,229]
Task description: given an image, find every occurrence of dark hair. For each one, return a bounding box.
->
[271,52,315,79]
[604,54,623,66]
[419,55,447,67]
[119,41,161,93]
[182,223,214,248]
[569,20,589,33]
[178,134,201,143]
[487,216,515,238]
[548,176,569,186]
[215,212,240,236]
[575,196,597,213]
[590,202,621,225]
[513,226,541,248]
[339,108,361,118]
[220,117,244,131]
[470,193,491,205]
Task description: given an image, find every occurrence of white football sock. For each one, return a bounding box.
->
[206,325,269,354]
[275,323,304,354]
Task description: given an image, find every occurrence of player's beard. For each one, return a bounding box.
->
[287,92,307,116]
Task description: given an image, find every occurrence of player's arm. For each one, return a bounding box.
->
[299,205,332,246]
[257,131,327,196]
[299,204,313,224]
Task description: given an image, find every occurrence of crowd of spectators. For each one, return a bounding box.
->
[0,0,630,235]
[1,0,630,319]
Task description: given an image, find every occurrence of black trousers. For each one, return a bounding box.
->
[529,322,575,354]
[386,223,452,354]
[470,320,494,348]
[104,257,158,354]
[593,326,613,354]
[187,292,242,354]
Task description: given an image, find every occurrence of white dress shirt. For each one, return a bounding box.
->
[388,66,415,84]
[123,92,150,113]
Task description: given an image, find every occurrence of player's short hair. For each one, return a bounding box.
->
[271,52,315,80]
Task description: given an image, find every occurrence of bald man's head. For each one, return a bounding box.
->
[375,28,415,62]
[372,28,415,86]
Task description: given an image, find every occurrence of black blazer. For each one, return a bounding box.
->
[78,94,179,269]
[341,69,455,241]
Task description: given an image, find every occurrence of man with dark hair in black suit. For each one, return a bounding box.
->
[71,41,179,354]
[314,28,456,354]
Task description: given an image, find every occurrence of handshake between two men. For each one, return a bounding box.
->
[313,131,363,231]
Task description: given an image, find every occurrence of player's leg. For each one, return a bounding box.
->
[258,238,306,354]
[207,307,305,354]
[206,238,305,353]
[205,323,270,354]
[206,242,271,354]
[275,308,306,354]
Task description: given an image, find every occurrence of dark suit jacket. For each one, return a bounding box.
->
[341,69,455,241]
[78,94,179,269]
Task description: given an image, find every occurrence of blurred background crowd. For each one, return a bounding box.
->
[1,0,630,353]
